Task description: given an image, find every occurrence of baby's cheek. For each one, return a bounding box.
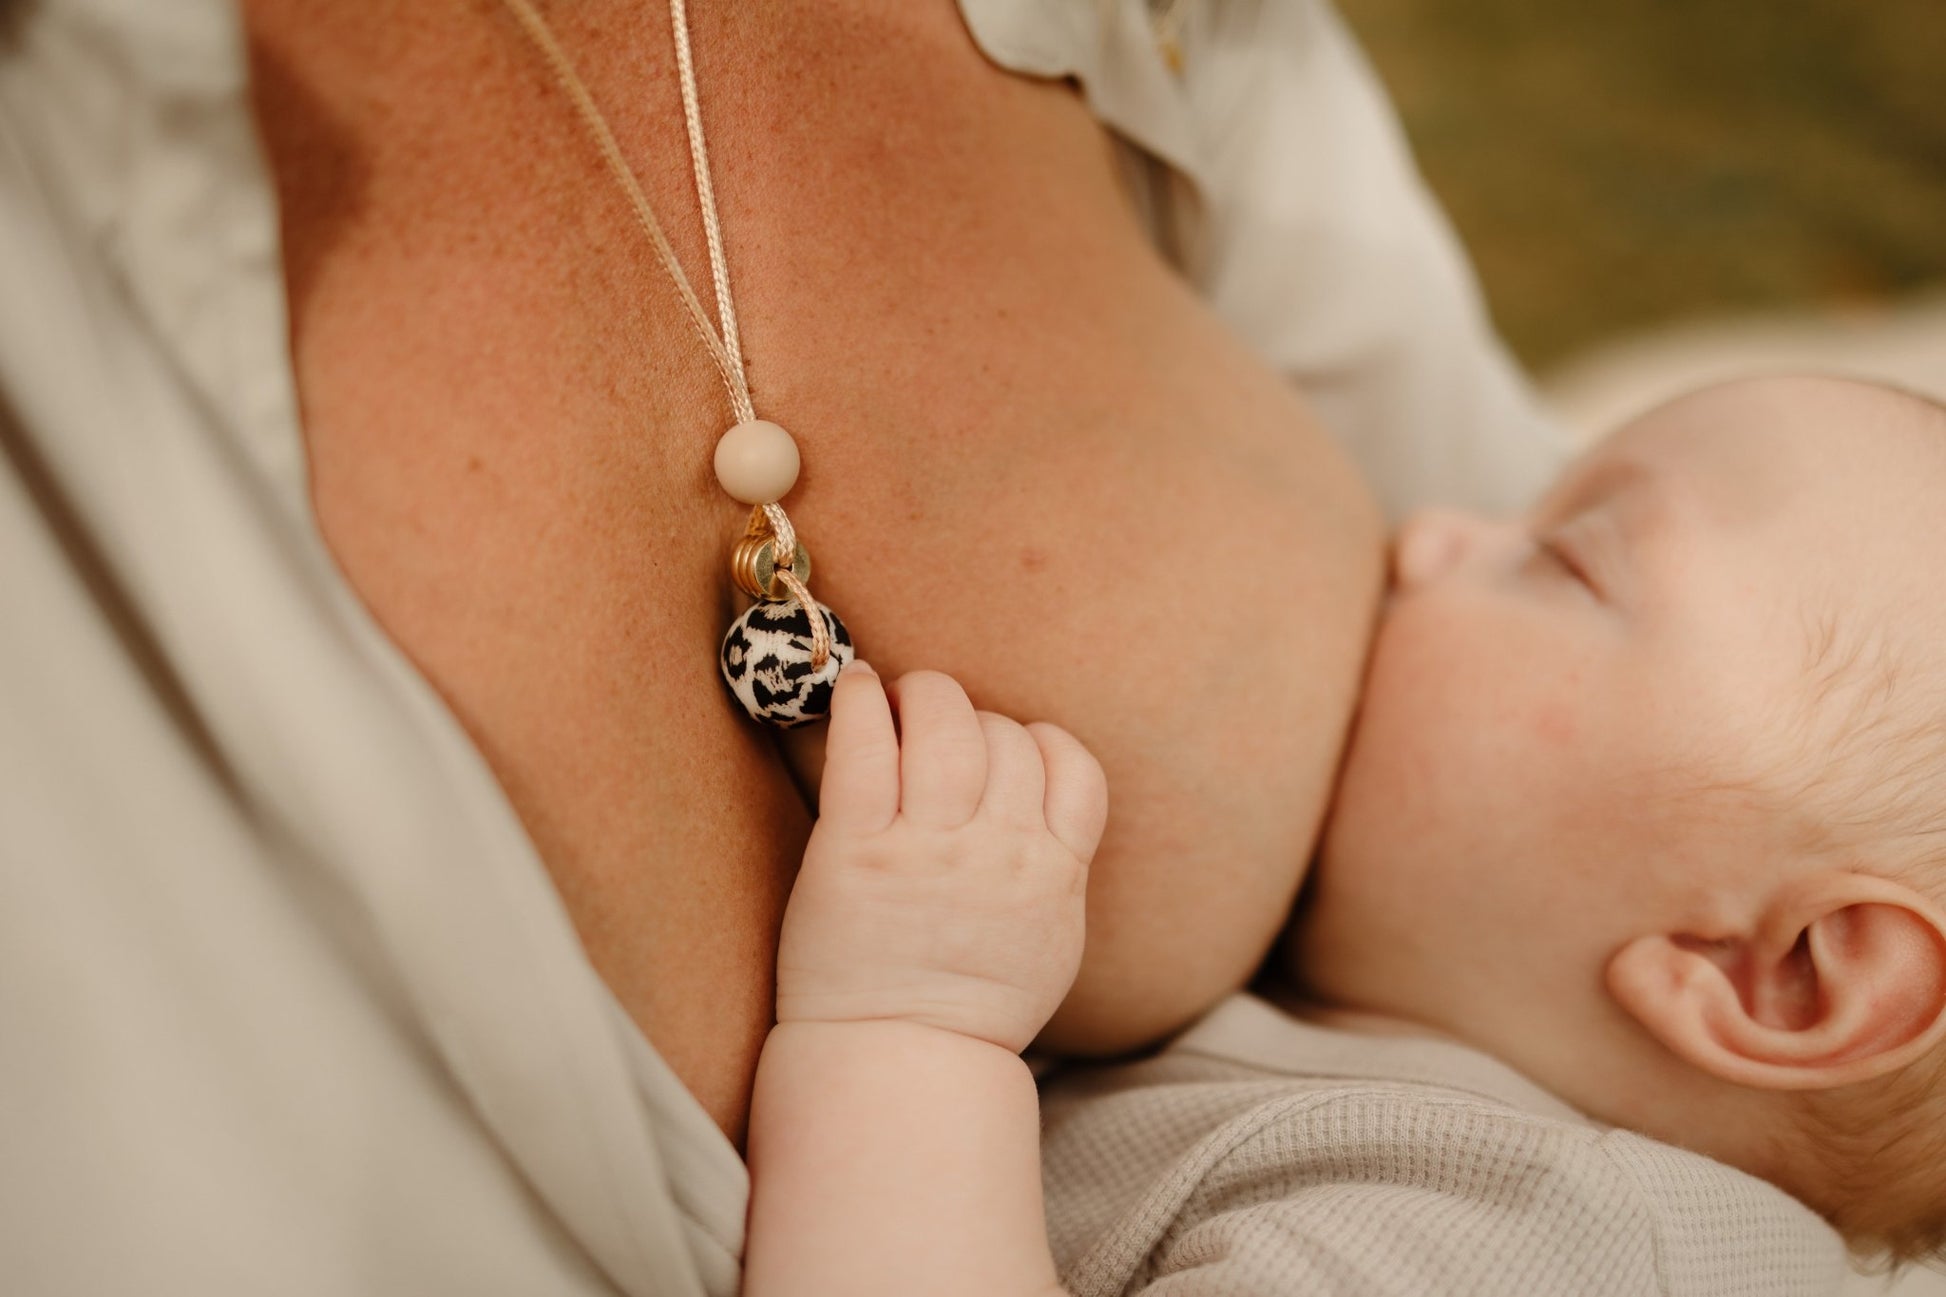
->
[1527,698,1581,750]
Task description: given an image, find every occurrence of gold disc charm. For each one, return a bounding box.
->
[730,534,811,601]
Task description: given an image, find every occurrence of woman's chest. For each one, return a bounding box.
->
[248,0,1383,1138]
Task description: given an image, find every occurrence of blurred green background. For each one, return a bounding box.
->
[1335,0,1946,369]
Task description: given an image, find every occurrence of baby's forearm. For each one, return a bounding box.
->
[744,1020,1066,1297]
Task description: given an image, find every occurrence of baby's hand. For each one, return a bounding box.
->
[775,665,1107,1054]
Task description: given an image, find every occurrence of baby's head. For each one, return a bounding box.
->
[1291,374,1946,1264]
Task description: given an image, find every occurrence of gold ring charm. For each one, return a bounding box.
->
[730,534,811,602]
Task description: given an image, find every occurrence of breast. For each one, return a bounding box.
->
[248,0,1383,1142]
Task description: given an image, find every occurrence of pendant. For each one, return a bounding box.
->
[720,598,854,727]
[715,475,853,728]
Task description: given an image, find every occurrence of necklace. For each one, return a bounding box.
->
[498,0,855,727]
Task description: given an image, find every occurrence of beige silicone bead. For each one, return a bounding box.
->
[712,419,801,504]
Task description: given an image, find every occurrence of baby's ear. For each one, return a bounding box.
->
[1606,870,1946,1091]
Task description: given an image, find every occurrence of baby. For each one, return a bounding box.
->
[741,374,1946,1295]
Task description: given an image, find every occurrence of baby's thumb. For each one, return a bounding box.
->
[817,662,900,834]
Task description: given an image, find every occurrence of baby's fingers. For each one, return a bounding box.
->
[1027,722,1107,863]
[975,711,1046,831]
[885,671,987,828]
[817,662,899,834]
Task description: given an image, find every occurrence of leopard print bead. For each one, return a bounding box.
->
[719,598,854,727]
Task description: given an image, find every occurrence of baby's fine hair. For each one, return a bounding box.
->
[1765,381,1946,1267]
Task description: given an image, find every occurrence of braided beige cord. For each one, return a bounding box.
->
[494,0,757,425]
[497,0,842,674]
[759,502,796,566]
[668,0,749,395]
[759,502,828,666]
[770,568,831,669]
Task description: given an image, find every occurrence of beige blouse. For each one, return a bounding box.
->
[0,1,1558,1293]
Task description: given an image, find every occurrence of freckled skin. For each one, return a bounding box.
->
[246,0,1382,1140]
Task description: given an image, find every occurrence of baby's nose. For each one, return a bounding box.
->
[1392,508,1495,590]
